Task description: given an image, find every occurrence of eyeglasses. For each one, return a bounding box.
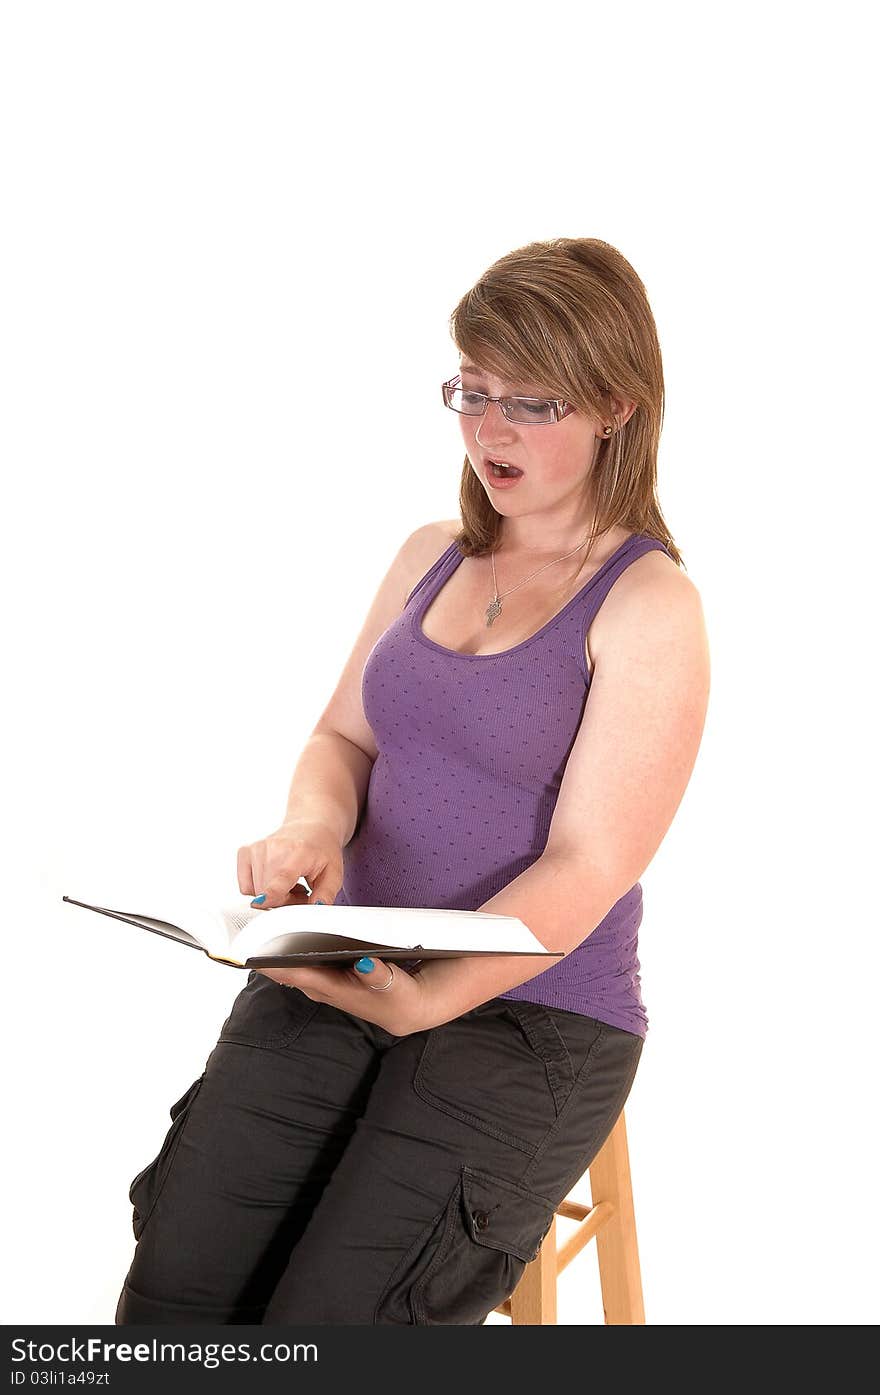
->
[441,374,575,426]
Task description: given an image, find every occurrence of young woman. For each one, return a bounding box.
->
[115,236,710,1326]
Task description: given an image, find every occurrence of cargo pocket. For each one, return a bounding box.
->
[128,1072,205,1241]
[413,1000,585,1155]
[217,969,320,1050]
[374,1165,556,1326]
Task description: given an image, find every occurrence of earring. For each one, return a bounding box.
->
[603,425,613,436]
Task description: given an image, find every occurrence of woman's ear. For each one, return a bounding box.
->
[610,394,639,428]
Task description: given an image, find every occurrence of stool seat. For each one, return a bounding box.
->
[495,1108,644,1325]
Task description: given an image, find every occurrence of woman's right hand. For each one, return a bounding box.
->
[236,819,345,911]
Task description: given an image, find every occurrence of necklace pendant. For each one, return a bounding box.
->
[485,596,503,627]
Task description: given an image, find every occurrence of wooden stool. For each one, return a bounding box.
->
[494,1108,644,1325]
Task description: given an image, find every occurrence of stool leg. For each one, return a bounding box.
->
[508,1215,558,1325]
[588,1110,645,1324]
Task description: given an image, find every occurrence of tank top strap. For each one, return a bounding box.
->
[404,541,460,608]
[560,534,673,685]
[575,533,674,627]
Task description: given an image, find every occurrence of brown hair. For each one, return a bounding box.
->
[448,237,684,574]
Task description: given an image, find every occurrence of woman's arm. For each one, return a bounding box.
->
[280,731,373,849]
[405,850,619,1028]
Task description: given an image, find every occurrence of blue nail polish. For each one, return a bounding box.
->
[251,894,266,905]
[355,957,374,973]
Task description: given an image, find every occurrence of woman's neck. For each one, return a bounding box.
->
[498,512,599,558]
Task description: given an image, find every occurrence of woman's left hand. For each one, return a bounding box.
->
[255,957,427,1037]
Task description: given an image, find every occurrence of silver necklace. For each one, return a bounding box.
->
[486,536,592,627]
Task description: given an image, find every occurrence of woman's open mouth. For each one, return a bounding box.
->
[486,459,524,488]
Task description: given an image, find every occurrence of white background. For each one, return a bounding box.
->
[2,0,877,1327]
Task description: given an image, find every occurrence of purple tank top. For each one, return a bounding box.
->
[333,530,673,1037]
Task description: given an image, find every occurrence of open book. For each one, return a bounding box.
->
[61,895,563,969]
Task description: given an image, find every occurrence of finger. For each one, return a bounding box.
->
[249,845,268,904]
[256,964,342,1000]
[237,845,256,898]
[251,879,312,910]
[256,966,308,990]
[351,955,393,989]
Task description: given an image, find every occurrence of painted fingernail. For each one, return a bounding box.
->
[251,894,266,905]
[354,957,374,973]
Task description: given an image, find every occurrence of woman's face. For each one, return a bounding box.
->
[456,358,611,522]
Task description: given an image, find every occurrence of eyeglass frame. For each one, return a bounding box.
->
[441,374,576,425]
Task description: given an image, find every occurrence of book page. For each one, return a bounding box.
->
[214,903,266,947]
[223,903,548,960]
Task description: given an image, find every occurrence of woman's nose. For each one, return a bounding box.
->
[474,399,518,447]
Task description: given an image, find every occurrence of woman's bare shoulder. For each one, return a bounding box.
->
[431,517,462,547]
[589,544,706,673]
[402,518,462,591]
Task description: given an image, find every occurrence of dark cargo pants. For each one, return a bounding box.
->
[115,970,643,1325]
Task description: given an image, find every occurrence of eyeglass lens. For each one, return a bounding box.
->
[447,386,557,424]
